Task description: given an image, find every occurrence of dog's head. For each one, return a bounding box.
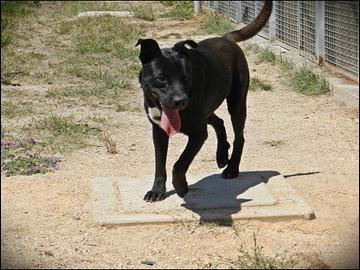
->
[136,38,198,110]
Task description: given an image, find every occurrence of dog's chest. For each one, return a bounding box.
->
[147,107,161,125]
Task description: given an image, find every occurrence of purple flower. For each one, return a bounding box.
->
[14,142,25,148]
[26,137,36,145]
[25,151,34,157]
[1,141,12,149]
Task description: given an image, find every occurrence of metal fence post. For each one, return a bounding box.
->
[269,1,276,41]
[214,1,219,12]
[194,1,201,14]
[315,1,325,65]
[236,1,242,23]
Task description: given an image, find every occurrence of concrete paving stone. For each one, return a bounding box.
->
[90,171,315,226]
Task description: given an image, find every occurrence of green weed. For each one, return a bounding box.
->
[74,17,144,55]
[249,77,272,91]
[221,233,296,269]
[291,65,331,96]
[255,47,276,65]
[130,4,156,21]
[1,101,34,118]
[200,11,234,35]
[1,1,37,47]
[1,138,60,177]
[162,1,194,20]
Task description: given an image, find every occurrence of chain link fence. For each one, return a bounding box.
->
[203,1,359,80]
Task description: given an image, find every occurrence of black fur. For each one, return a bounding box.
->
[136,2,273,202]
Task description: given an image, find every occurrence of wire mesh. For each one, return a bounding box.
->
[324,1,359,76]
[299,1,316,59]
[218,1,229,16]
[229,1,240,22]
[201,1,359,78]
[255,1,269,34]
[240,1,256,24]
[275,1,299,49]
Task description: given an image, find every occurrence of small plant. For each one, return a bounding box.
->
[263,140,284,147]
[221,233,296,269]
[200,12,234,35]
[277,55,295,73]
[249,77,272,91]
[1,1,36,47]
[162,1,194,20]
[130,4,156,21]
[1,138,60,177]
[291,64,330,96]
[45,116,95,136]
[99,132,118,154]
[255,47,276,65]
[243,43,260,53]
[1,101,34,118]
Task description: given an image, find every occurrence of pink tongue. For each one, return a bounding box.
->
[160,106,181,136]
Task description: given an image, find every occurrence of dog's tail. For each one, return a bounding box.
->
[223,1,273,43]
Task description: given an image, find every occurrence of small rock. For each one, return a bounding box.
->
[44,251,54,257]
[141,260,156,266]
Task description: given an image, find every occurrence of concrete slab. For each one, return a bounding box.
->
[90,171,315,226]
[119,174,278,212]
[331,83,359,109]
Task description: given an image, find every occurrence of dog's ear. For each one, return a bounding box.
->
[135,39,161,64]
[173,40,198,57]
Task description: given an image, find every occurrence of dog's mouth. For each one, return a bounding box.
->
[152,95,182,136]
[160,104,181,137]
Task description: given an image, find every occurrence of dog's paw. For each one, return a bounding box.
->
[221,167,239,179]
[174,184,189,198]
[216,142,230,168]
[172,181,189,198]
[143,190,166,202]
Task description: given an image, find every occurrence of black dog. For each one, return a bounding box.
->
[136,2,273,202]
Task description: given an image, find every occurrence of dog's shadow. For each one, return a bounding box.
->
[167,170,280,226]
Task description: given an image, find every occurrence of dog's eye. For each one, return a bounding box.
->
[156,75,167,83]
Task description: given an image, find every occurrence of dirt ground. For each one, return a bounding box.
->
[1,1,359,269]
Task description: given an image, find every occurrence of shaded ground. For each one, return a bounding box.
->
[1,1,359,269]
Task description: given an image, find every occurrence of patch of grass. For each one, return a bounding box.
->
[249,77,272,91]
[263,140,284,147]
[255,47,276,65]
[130,4,156,21]
[58,20,74,35]
[248,45,330,96]
[1,32,11,47]
[1,138,60,177]
[243,43,260,53]
[200,11,234,35]
[46,116,94,136]
[291,65,331,96]
[1,1,37,47]
[162,1,194,20]
[1,101,34,118]
[277,56,295,74]
[74,17,145,55]
[221,233,296,269]
[29,115,100,153]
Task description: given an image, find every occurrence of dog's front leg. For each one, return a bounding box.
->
[144,124,169,202]
[173,129,208,197]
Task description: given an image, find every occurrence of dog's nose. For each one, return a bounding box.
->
[172,96,189,108]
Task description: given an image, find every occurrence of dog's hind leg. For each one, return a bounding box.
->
[222,72,249,178]
[207,114,230,168]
